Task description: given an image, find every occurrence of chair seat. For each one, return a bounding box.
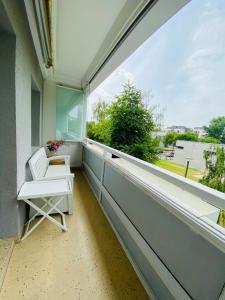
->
[45,165,71,178]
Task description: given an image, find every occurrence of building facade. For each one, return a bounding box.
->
[164,125,192,134]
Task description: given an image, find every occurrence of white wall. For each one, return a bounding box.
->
[174,140,225,171]
[57,143,83,167]
[1,0,43,237]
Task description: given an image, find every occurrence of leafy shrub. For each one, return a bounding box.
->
[86,119,111,145]
[200,147,225,227]
[177,132,198,141]
[163,132,198,147]
[120,137,160,163]
[163,132,208,147]
[198,137,220,144]
[200,147,225,192]
[163,132,178,147]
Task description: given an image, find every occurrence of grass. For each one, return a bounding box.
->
[155,159,225,228]
[154,159,203,182]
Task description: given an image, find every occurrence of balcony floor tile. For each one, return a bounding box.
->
[0,171,148,300]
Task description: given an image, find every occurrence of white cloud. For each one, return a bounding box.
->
[87,67,135,120]
[169,0,225,127]
[100,67,135,96]
[87,0,225,126]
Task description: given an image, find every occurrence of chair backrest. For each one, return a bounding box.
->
[29,147,48,180]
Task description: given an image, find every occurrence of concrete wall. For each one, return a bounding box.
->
[173,140,225,171]
[43,80,83,167]
[0,0,43,238]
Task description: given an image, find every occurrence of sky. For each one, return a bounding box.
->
[87,0,225,128]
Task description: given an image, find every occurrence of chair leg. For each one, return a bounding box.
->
[21,196,68,240]
[41,197,68,231]
[22,214,47,241]
[42,197,64,216]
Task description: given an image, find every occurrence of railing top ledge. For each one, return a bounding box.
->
[83,138,225,210]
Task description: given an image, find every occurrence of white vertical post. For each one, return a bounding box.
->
[82,82,90,141]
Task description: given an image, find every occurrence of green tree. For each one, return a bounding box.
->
[204,116,225,143]
[198,136,219,144]
[110,83,154,147]
[87,82,160,162]
[92,100,109,122]
[109,82,159,162]
[200,147,225,227]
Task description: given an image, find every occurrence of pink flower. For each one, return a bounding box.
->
[46,139,64,152]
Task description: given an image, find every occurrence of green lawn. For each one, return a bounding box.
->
[155,159,225,228]
[154,159,203,182]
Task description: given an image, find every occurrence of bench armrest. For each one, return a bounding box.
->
[47,155,70,165]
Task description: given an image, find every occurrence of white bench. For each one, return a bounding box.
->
[29,147,74,214]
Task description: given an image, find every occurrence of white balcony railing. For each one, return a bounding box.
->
[82,137,225,300]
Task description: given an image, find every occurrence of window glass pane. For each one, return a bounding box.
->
[56,86,84,141]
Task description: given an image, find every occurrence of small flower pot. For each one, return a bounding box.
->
[48,151,57,157]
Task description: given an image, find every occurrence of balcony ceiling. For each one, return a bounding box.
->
[25,0,190,90]
[51,0,190,90]
[53,0,128,87]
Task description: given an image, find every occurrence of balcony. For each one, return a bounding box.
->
[0,1,225,300]
[2,139,225,299]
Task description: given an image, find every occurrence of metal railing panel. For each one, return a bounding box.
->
[82,139,225,300]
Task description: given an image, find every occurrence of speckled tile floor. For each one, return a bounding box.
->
[0,171,149,300]
[0,238,14,289]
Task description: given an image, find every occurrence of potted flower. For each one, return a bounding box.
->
[46,140,64,157]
